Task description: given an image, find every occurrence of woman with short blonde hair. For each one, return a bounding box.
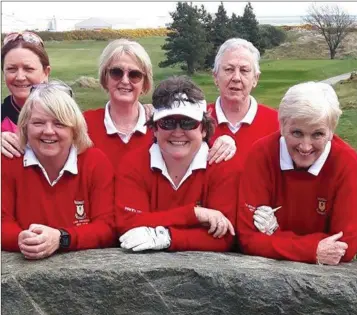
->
[2,82,116,260]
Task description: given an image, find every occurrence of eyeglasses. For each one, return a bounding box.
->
[3,31,44,47]
[108,67,144,84]
[30,82,73,98]
[156,117,201,131]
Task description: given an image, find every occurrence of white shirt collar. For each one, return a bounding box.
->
[149,142,209,190]
[215,95,258,133]
[23,145,78,186]
[104,101,147,143]
[279,136,331,176]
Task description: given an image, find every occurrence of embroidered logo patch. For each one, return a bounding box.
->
[316,198,327,215]
[74,200,86,220]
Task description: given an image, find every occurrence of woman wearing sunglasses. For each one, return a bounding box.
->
[83,39,236,167]
[1,81,116,259]
[116,76,240,252]
[1,32,51,157]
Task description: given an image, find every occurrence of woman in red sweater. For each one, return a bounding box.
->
[237,81,357,265]
[2,81,116,259]
[116,76,240,252]
[208,37,280,166]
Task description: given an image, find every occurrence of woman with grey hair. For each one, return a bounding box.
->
[208,37,279,166]
[237,81,357,265]
[2,81,116,259]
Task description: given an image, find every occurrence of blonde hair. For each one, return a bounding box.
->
[98,39,153,94]
[18,81,93,153]
[213,38,261,75]
[279,81,342,131]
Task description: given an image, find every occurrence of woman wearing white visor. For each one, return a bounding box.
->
[115,76,240,252]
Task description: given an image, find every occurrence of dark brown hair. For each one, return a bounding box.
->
[1,40,50,71]
[146,76,216,142]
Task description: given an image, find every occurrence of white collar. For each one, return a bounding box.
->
[23,145,78,186]
[149,142,209,190]
[104,101,147,135]
[215,95,258,125]
[279,136,331,176]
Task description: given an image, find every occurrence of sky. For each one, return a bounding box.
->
[2,1,357,32]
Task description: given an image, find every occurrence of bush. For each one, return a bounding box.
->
[1,28,170,43]
[259,24,287,49]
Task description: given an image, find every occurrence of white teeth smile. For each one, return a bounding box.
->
[119,88,131,92]
[298,151,312,156]
[15,85,30,88]
[170,141,187,146]
[41,140,56,144]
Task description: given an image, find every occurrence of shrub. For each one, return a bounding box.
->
[259,24,287,49]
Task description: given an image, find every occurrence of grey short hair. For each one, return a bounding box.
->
[213,38,261,75]
[18,80,93,153]
[279,81,342,131]
[98,39,153,94]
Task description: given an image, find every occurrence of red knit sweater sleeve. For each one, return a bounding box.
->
[237,136,328,264]
[169,159,240,251]
[115,150,199,235]
[1,157,23,251]
[328,151,357,262]
[62,149,116,250]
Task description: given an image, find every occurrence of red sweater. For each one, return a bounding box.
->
[1,148,116,252]
[237,131,357,263]
[84,108,153,167]
[115,145,241,252]
[208,102,279,166]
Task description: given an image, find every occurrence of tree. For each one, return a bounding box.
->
[303,4,355,59]
[204,2,232,69]
[240,2,264,53]
[159,2,212,75]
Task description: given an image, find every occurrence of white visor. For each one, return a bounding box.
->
[153,93,207,122]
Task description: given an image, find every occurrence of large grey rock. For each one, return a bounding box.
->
[2,249,357,315]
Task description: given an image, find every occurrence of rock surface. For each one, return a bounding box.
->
[2,249,357,315]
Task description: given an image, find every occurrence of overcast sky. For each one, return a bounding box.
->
[2,1,357,31]
[3,1,357,19]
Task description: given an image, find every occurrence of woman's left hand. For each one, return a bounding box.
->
[143,103,154,121]
[208,135,236,164]
[18,224,61,260]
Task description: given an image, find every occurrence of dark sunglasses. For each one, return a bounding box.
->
[30,83,73,98]
[157,117,201,131]
[108,67,144,84]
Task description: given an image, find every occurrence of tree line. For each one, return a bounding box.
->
[159,2,286,74]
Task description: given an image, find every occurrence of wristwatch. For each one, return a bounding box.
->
[59,229,71,249]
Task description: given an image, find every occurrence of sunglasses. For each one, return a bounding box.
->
[3,31,44,47]
[30,82,73,98]
[108,67,144,84]
[157,117,201,131]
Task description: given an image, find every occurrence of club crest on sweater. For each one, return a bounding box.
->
[316,198,327,215]
[74,200,86,219]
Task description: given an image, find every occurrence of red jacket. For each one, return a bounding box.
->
[1,148,116,252]
[237,131,357,263]
[208,102,279,166]
[84,108,153,167]
[115,145,241,252]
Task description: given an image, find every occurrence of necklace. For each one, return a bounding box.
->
[10,96,21,114]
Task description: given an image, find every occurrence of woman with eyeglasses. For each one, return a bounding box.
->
[1,32,51,157]
[1,82,116,259]
[237,82,357,265]
[83,39,236,168]
[115,76,240,252]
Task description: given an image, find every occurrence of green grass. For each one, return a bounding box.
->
[2,37,357,148]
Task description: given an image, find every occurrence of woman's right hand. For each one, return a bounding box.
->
[194,206,235,238]
[316,231,348,265]
[1,132,23,158]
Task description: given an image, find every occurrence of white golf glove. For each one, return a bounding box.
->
[253,206,279,236]
[119,226,171,252]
